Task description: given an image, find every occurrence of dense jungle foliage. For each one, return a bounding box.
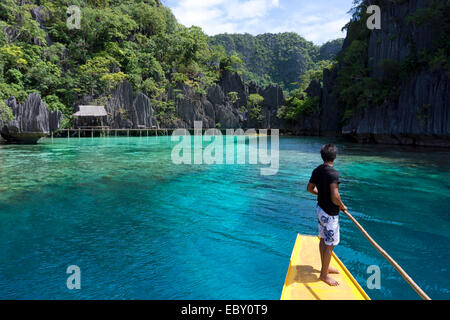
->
[209,33,343,91]
[0,0,244,126]
[0,0,344,127]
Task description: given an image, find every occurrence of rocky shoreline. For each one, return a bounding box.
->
[1,0,448,147]
[2,64,448,147]
[2,1,449,147]
[0,94,62,144]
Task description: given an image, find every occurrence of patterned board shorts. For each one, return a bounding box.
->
[317,206,340,246]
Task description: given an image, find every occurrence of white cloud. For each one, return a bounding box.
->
[168,0,351,44]
[170,0,281,35]
[269,2,350,43]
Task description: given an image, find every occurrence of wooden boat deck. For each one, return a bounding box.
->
[281,234,370,300]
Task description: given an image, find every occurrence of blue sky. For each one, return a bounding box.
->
[163,0,354,44]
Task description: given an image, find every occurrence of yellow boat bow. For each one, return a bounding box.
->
[281,234,370,300]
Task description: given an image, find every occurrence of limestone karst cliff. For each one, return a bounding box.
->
[305,0,450,147]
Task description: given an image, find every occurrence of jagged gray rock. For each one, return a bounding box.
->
[218,71,248,108]
[342,0,450,146]
[367,0,440,79]
[286,80,321,136]
[161,71,282,129]
[206,84,241,128]
[343,70,450,146]
[1,94,62,144]
[306,0,450,146]
[5,95,46,132]
[105,81,157,129]
[134,92,157,128]
[260,84,286,129]
[49,109,63,133]
[319,68,340,136]
[77,72,286,131]
[30,6,53,46]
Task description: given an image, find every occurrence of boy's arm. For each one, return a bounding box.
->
[307,182,318,195]
[330,183,347,211]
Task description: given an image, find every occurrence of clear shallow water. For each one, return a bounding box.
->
[0,136,449,300]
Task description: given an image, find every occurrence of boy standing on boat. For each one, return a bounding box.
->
[307,144,347,286]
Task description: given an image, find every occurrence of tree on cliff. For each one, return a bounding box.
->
[247,93,264,123]
[277,60,332,121]
[0,100,14,124]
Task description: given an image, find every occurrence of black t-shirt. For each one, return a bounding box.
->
[309,164,341,216]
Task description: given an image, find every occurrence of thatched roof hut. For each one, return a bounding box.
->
[73,105,108,117]
[72,106,109,128]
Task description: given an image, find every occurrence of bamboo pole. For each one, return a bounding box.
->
[343,210,431,300]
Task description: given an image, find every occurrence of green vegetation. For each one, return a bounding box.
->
[5,0,444,132]
[0,99,14,123]
[209,33,343,91]
[277,0,449,123]
[334,0,449,120]
[247,93,264,123]
[334,1,384,119]
[277,95,319,121]
[210,33,343,122]
[277,0,449,126]
[317,39,344,61]
[0,0,347,130]
[277,61,333,120]
[298,60,335,90]
[227,91,239,104]
[0,0,241,127]
[405,0,450,74]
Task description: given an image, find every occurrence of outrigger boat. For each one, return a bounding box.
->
[281,210,431,300]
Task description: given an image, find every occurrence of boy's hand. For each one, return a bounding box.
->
[307,183,318,196]
[340,205,348,212]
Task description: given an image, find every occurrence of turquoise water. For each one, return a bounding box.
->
[0,136,449,300]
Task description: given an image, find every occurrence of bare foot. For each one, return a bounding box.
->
[328,267,339,274]
[320,275,340,286]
